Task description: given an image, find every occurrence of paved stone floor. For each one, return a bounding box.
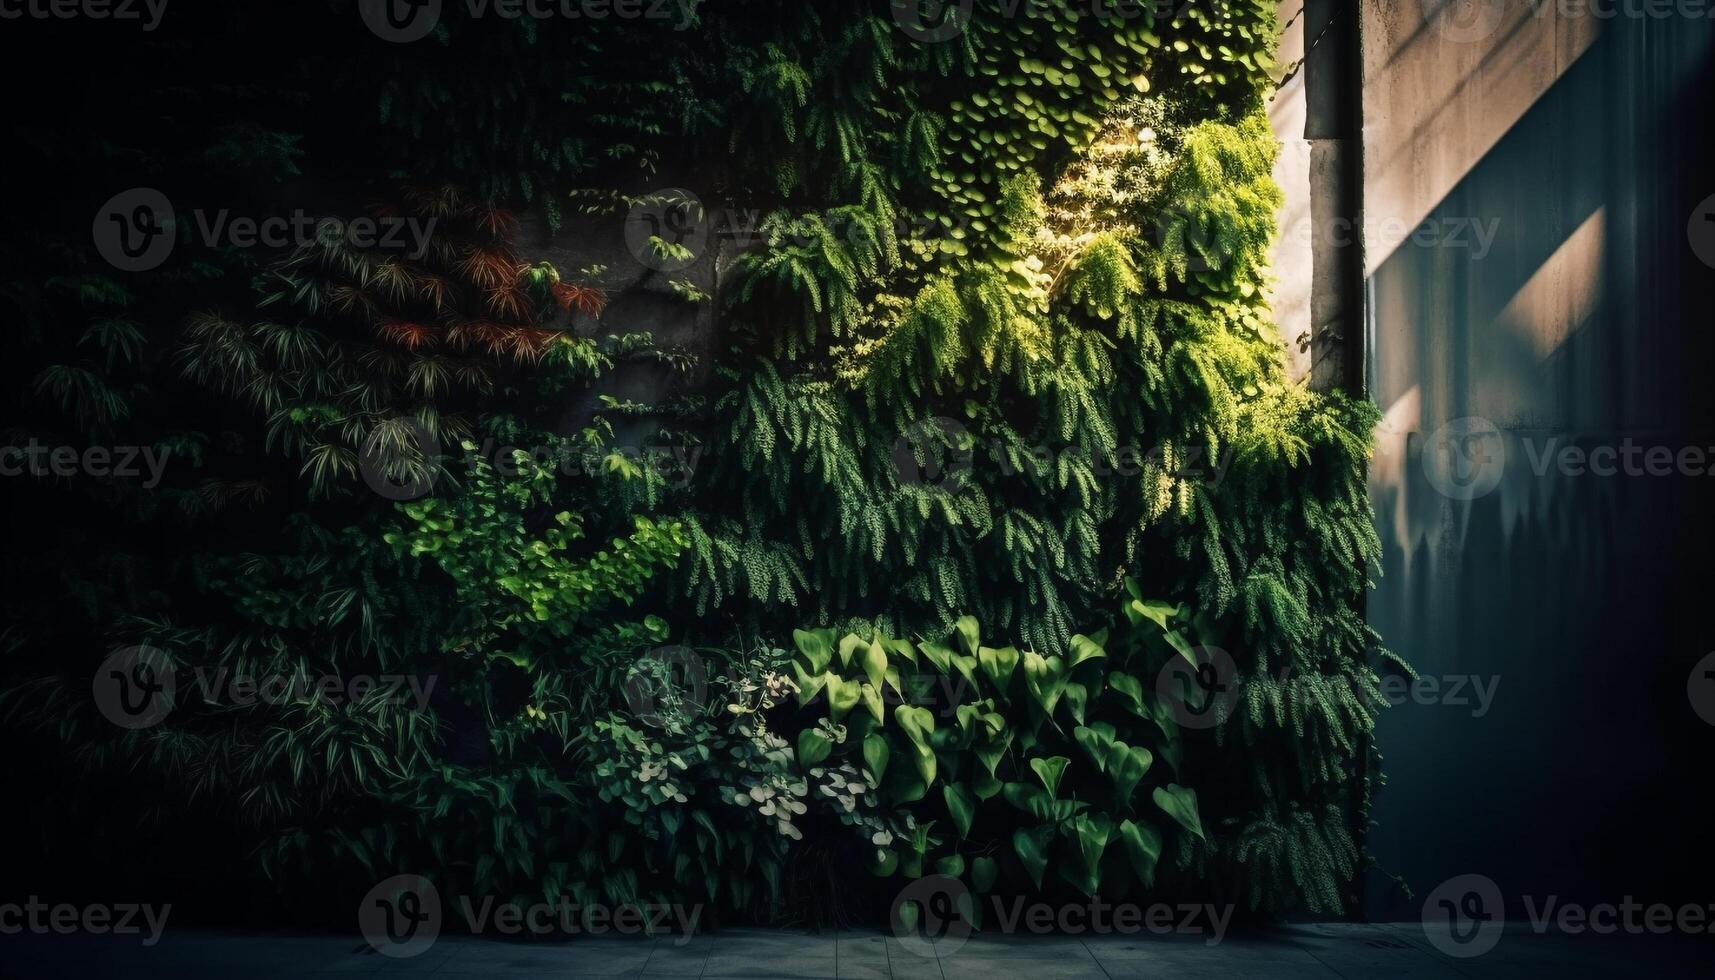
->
[2,923,1709,978]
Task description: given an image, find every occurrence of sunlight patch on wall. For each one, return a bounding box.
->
[1363,0,1602,275]
[1497,207,1606,359]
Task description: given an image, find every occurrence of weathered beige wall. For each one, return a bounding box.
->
[1362,1,1602,276]
[1267,2,1315,380]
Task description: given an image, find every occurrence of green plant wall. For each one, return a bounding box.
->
[1,0,1395,930]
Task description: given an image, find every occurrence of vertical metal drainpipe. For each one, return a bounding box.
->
[1299,0,1371,916]
[1302,0,1366,397]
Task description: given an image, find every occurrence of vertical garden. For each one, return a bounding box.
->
[1,0,1395,931]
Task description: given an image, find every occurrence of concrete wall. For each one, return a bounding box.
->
[1268,2,1316,380]
[1269,0,1363,385]
[1357,1,1715,919]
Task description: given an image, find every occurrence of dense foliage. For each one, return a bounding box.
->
[1,0,1394,931]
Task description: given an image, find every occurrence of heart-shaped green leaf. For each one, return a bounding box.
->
[1030,756,1070,797]
[793,628,835,673]
[897,899,921,932]
[1129,599,1180,630]
[917,640,955,673]
[890,768,928,804]
[1162,628,1196,663]
[870,849,899,877]
[979,645,1020,689]
[1118,819,1163,887]
[826,675,862,722]
[837,633,866,670]
[1062,681,1088,724]
[1068,632,1107,669]
[955,615,981,656]
[951,653,980,691]
[972,729,1012,776]
[1022,652,1068,716]
[863,731,890,782]
[1110,746,1154,806]
[883,634,918,666]
[1153,783,1205,840]
[1002,781,1051,820]
[1073,723,1117,772]
[954,703,983,738]
[895,705,937,785]
[971,855,998,893]
[797,728,833,767]
[792,661,828,706]
[860,682,884,722]
[944,784,976,839]
[1072,812,1113,876]
[1107,673,1147,718]
[1142,689,1178,739]
[861,639,888,690]
[1012,825,1053,889]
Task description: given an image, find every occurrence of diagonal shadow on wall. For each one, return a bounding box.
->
[1364,14,1715,920]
